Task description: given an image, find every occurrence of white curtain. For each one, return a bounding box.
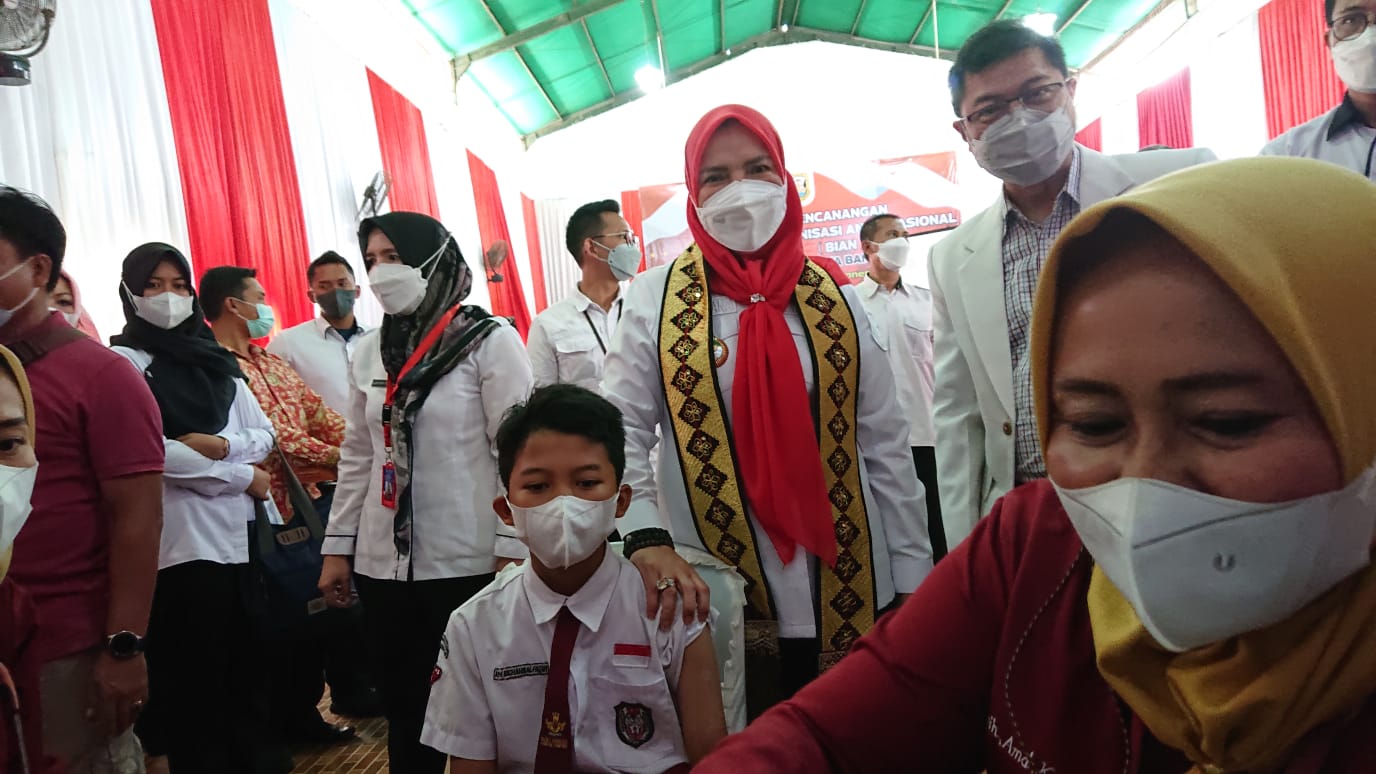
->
[535,198,581,306]
[269,0,386,328]
[1190,14,1268,158]
[0,0,188,337]
[1099,97,1142,155]
[424,114,494,314]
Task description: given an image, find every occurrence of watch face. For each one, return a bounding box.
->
[108,631,141,657]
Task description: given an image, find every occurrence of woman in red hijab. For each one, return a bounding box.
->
[601,105,932,719]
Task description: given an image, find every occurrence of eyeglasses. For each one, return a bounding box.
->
[1331,10,1376,41]
[962,80,1070,130]
[591,231,640,248]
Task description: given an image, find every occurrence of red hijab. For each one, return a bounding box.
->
[684,104,841,567]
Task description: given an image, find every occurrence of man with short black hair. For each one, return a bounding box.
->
[525,199,639,391]
[856,214,945,562]
[1260,0,1376,177]
[0,186,164,774]
[932,20,1214,549]
[268,252,369,415]
[200,266,356,746]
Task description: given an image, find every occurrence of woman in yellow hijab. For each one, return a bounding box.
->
[0,345,61,773]
[697,157,1376,773]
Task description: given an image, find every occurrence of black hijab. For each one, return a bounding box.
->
[109,243,243,439]
[358,212,498,554]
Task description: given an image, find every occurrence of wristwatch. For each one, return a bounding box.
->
[105,631,146,659]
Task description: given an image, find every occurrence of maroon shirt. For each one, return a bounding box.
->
[699,480,1376,773]
[2,312,164,663]
[0,578,63,774]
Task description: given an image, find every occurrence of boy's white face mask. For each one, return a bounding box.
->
[508,493,619,569]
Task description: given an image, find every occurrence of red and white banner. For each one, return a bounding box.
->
[639,151,962,283]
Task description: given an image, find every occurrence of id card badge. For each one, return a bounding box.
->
[380,461,397,509]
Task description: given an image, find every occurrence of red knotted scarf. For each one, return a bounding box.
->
[683,104,842,567]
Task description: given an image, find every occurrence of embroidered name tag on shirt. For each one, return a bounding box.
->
[612,642,652,668]
[371,378,387,388]
[493,662,549,681]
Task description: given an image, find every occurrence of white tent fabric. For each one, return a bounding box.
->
[535,198,582,306]
[269,0,387,327]
[0,0,189,337]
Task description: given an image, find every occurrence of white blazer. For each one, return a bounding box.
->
[930,146,1217,549]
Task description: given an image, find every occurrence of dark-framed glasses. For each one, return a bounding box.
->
[962,80,1070,130]
[1332,11,1376,41]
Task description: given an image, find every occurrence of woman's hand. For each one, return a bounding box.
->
[629,546,712,631]
[177,433,227,460]
[319,555,354,608]
[247,467,272,500]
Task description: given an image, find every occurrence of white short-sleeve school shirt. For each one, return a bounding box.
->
[422,549,705,772]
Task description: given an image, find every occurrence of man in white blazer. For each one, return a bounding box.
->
[931,21,1216,549]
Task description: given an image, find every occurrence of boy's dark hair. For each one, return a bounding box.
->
[0,186,66,291]
[860,213,903,243]
[496,384,626,487]
[565,199,620,265]
[1326,0,1337,23]
[948,20,1069,116]
[307,251,355,283]
[198,266,256,322]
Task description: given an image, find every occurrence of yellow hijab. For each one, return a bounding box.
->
[0,345,35,584]
[1029,157,1376,772]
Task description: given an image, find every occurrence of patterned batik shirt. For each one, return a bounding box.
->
[236,345,345,519]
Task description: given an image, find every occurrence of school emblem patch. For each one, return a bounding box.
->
[614,702,654,748]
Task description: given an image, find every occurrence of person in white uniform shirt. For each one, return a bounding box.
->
[316,211,533,774]
[855,214,945,562]
[423,384,726,773]
[267,252,368,415]
[1261,0,1376,177]
[109,243,281,773]
[601,104,932,720]
[525,199,637,391]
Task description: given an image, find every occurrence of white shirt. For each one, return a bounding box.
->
[112,347,281,569]
[1261,96,1376,178]
[602,262,933,639]
[857,276,936,447]
[267,316,368,415]
[526,286,623,392]
[321,324,534,580]
[421,550,703,772]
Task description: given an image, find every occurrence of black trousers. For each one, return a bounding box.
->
[354,572,495,774]
[913,446,947,562]
[136,561,268,773]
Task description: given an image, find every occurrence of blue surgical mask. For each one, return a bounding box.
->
[236,300,276,339]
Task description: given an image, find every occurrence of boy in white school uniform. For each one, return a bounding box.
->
[421,384,727,773]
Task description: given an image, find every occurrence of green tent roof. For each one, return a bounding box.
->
[400,0,1163,144]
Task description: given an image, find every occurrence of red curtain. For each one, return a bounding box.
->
[521,195,549,313]
[620,190,647,272]
[367,70,441,217]
[1259,0,1345,138]
[1137,69,1194,149]
[467,151,532,338]
[149,0,313,328]
[1075,119,1103,152]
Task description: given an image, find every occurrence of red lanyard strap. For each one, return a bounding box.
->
[382,305,461,453]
